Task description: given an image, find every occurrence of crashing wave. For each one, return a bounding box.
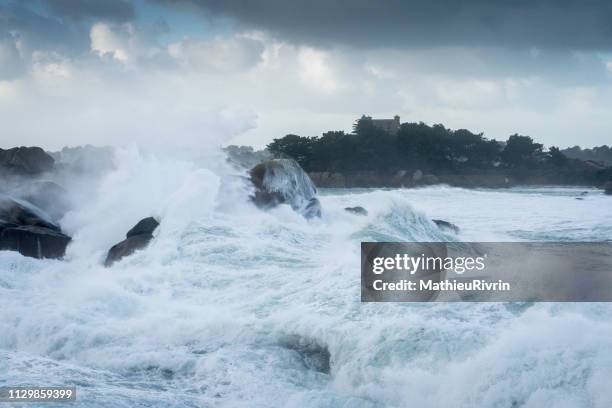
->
[249,158,322,218]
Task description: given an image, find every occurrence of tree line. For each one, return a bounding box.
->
[266,116,611,183]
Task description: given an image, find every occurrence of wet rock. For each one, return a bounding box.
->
[126,217,159,237]
[0,195,60,232]
[433,219,459,234]
[0,195,70,259]
[1,226,71,259]
[345,206,368,216]
[0,146,54,175]
[105,217,159,266]
[280,335,331,374]
[249,159,322,218]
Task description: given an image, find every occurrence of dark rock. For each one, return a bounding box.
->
[433,219,460,234]
[604,182,612,195]
[0,226,70,259]
[105,217,160,266]
[104,234,154,267]
[0,147,54,175]
[126,217,159,238]
[345,206,368,216]
[0,195,70,259]
[249,159,322,218]
[575,197,584,200]
[280,335,331,374]
[0,195,60,232]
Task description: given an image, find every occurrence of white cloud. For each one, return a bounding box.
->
[90,23,132,63]
[90,22,163,66]
[2,21,612,150]
[167,36,264,73]
[297,47,338,93]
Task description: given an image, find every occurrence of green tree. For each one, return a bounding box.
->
[501,134,543,167]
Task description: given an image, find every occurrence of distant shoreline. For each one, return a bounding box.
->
[307,170,605,189]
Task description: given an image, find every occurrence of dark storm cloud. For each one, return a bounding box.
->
[44,0,135,21]
[0,2,87,54]
[156,0,612,50]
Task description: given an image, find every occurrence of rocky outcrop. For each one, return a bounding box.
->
[105,217,159,266]
[345,206,368,216]
[0,195,71,259]
[0,147,54,175]
[0,195,60,231]
[1,226,71,259]
[126,217,160,237]
[249,159,322,218]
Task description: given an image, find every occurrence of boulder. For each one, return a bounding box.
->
[126,217,159,237]
[0,195,60,232]
[0,195,70,259]
[432,219,460,234]
[249,159,322,218]
[0,147,54,175]
[345,206,368,216]
[1,226,71,259]
[105,217,159,266]
[604,182,612,195]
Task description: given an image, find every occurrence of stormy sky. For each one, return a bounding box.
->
[1,0,612,150]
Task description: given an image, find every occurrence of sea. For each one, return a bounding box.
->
[1,147,611,407]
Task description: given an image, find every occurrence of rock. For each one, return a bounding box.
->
[250,159,322,218]
[0,195,70,259]
[280,335,331,374]
[0,226,71,259]
[345,206,368,216]
[432,219,459,234]
[0,147,54,175]
[0,195,59,232]
[126,217,159,237]
[105,217,160,266]
[604,182,612,195]
[104,234,154,267]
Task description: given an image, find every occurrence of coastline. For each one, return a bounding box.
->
[308,170,606,189]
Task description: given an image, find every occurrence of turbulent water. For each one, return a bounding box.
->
[1,148,612,407]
